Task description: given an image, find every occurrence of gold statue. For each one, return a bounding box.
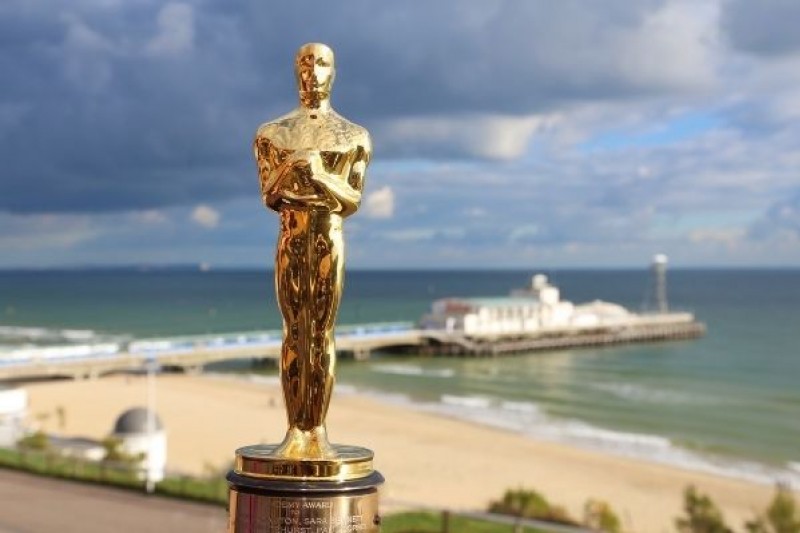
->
[254,43,372,461]
[229,43,381,531]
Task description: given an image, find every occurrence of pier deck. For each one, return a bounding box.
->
[423,321,706,356]
[0,319,705,381]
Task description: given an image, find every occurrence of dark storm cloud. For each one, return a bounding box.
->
[721,0,800,56]
[1,0,712,214]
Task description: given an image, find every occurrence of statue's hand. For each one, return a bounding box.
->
[290,150,336,191]
[272,150,333,208]
[287,150,322,170]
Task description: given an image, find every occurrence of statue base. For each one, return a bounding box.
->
[227,444,384,532]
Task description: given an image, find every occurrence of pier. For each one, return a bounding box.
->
[0,318,704,381]
[0,322,422,381]
[421,321,706,356]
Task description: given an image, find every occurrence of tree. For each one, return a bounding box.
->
[584,499,622,533]
[745,485,800,533]
[675,485,733,533]
[488,488,578,525]
[101,437,144,464]
[17,431,49,451]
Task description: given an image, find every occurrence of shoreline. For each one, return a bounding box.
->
[333,375,800,491]
[21,373,796,532]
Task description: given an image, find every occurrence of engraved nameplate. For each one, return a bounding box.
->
[229,490,380,533]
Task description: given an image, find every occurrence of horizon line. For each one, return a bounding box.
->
[1,264,799,273]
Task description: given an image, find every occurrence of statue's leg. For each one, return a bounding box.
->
[274,210,341,458]
[308,212,343,428]
[275,209,309,431]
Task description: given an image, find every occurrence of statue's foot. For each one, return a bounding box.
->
[275,426,336,460]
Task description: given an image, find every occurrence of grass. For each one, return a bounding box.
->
[0,447,141,488]
[156,475,228,504]
[381,511,544,533]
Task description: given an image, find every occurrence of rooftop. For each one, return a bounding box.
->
[112,407,163,435]
[437,297,540,308]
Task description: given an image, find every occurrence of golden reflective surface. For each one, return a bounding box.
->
[235,444,374,482]
[229,484,380,533]
[254,43,372,465]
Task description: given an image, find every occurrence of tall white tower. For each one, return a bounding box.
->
[651,254,668,313]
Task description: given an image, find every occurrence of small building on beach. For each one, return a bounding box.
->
[0,387,27,448]
[111,407,167,482]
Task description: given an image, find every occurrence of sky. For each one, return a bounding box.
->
[2,0,800,269]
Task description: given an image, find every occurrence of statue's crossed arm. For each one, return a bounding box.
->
[256,134,371,217]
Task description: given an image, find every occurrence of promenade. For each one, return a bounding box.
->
[0,469,226,532]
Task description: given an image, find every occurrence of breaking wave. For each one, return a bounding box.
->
[371,364,455,379]
[589,382,717,405]
[348,385,800,490]
[0,325,103,344]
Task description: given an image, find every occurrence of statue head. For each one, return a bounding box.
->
[295,43,335,108]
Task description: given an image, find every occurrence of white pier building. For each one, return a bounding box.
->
[421,273,694,338]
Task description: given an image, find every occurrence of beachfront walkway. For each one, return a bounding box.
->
[0,469,226,532]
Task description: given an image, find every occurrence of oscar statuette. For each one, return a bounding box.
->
[226,43,382,532]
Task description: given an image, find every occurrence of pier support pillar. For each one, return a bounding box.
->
[353,348,371,361]
[73,369,99,381]
[184,365,203,375]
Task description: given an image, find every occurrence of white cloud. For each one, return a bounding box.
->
[612,0,719,92]
[190,204,220,228]
[508,225,543,243]
[363,186,395,219]
[61,17,114,91]
[63,17,113,53]
[384,228,436,242]
[464,207,488,218]
[379,114,559,160]
[132,209,169,225]
[145,3,194,57]
[0,212,98,251]
[688,228,746,248]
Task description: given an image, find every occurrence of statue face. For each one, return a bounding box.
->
[295,43,335,96]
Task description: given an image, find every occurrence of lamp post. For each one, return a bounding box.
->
[145,355,158,494]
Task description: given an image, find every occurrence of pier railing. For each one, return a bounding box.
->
[0,321,420,380]
[0,316,705,380]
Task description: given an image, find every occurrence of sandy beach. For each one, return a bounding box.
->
[22,373,789,532]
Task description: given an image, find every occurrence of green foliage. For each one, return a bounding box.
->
[381,511,542,533]
[584,499,622,532]
[488,487,578,526]
[156,476,227,505]
[675,485,733,533]
[17,430,50,451]
[0,446,139,487]
[745,486,800,533]
[101,436,125,462]
[100,437,144,464]
[749,518,774,533]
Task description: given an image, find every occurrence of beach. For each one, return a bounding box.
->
[23,373,788,533]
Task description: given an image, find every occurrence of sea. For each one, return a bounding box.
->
[1,268,798,487]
